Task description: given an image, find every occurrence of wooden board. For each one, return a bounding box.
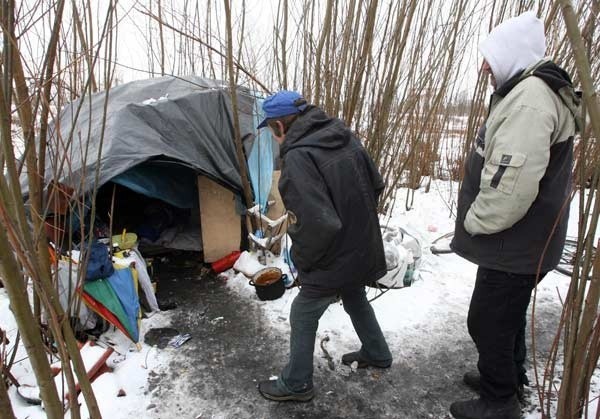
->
[266,170,286,220]
[198,176,241,263]
[265,171,286,255]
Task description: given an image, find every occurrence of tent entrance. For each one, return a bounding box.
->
[95,161,203,257]
[95,183,203,256]
[95,159,245,261]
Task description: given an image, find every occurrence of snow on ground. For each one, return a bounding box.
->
[1,292,174,419]
[225,180,599,418]
[1,180,599,418]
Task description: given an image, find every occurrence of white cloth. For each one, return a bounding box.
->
[479,11,546,89]
[55,260,96,330]
[233,251,267,277]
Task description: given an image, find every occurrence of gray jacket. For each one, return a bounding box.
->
[451,60,581,274]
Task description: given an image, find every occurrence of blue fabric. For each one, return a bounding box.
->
[257,91,307,128]
[249,99,274,214]
[85,242,114,281]
[112,164,197,209]
[106,267,140,342]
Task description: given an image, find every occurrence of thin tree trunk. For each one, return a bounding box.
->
[343,0,378,123]
[0,208,62,418]
[223,0,256,230]
[313,0,333,105]
[559,0,600,142]
[0,362,17,419]
[158,0,165,75]
[556,2,600,417]
[72,0,97,92]
[281,0,288,89]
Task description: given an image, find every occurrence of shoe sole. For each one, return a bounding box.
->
[259,389,314,402]
[342,361,391,369]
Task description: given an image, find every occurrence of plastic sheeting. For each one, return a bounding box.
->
[248,98,275,213]
[24,76,257,196]
[111,161,198,209]
[55,260,96,330]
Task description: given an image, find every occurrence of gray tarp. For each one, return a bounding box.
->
[33,76,257,195]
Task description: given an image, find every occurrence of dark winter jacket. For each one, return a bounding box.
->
[279,106,387,297]
[451,60,581,274]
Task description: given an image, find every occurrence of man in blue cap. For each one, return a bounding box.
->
[257,91,392,402]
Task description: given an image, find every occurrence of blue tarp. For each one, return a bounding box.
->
[111,163,198,209]
[248,98,274,214]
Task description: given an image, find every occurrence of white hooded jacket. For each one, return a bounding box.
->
[450,11,580,274]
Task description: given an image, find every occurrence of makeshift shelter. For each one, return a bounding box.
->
[30,76,278,261]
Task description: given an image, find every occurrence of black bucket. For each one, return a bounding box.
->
[249,267,286,301]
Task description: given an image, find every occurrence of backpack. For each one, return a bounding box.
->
[85,241,114,281]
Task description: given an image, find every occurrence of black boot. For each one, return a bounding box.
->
[450,396,521,419]
[257,379,314,402]
[341,351,391,369]
[463,371,525,404]
[463,371,481,391]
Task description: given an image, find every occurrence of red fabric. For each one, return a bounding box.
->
[79,290,133,341]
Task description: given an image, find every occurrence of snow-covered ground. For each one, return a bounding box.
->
[225,181,599,418]
[1,180,598,418]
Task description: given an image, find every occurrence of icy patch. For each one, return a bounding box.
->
[142,95,169,105]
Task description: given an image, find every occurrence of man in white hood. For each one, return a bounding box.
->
[450,11,582,419]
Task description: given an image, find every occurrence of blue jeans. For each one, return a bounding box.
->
[278,287,392,393]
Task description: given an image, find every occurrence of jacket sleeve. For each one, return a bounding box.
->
[464,104,555,236]
[363,149,385,202]
[279,151,342,271]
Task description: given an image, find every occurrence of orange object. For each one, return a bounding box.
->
[211,250,241,273]
[46,181,75,215]
[48,245,58,267]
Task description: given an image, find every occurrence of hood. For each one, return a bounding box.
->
[531,60,574,93]
[280,106,350,156]
[532,61,583,132]
[496,59,573,97]
[479,11,546,89]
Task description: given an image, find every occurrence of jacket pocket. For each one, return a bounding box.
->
[485,151,527,195]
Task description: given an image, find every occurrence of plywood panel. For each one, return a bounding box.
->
[198,176,241,263]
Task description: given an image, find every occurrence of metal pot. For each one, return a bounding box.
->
[249,267,286,301]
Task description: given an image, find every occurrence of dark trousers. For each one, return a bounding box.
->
[278,287,392,393]
[467,267,545,401]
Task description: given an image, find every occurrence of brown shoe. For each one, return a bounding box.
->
[258,379,314,402]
